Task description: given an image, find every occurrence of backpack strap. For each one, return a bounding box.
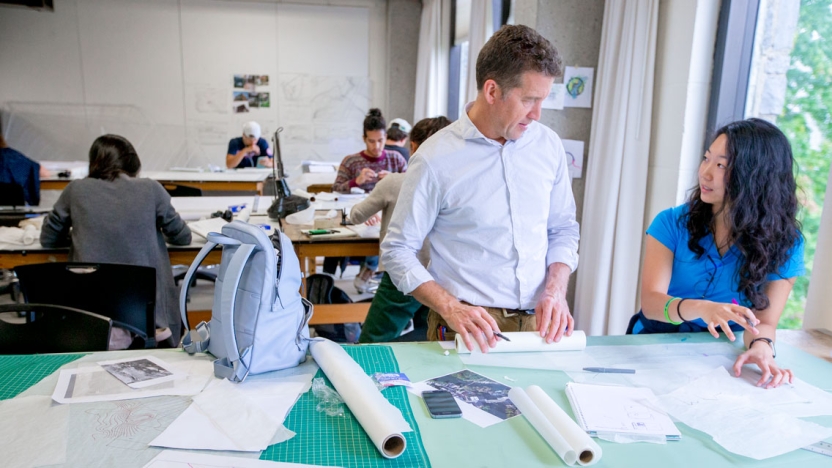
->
[213,242,257,382]
[179,232,242,355]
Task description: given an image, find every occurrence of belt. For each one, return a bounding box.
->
[501,308,535,318]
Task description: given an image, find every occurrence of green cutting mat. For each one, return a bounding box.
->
[261,345,431,468]
[0,354,84,400]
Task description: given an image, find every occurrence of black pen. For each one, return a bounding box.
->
[494,331,511,341]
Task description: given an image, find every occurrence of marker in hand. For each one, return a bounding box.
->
[733,298,758,329]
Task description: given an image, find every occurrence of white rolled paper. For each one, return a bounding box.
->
[309,339,411,458]
[455,330,586,354]
[509,385,602,466]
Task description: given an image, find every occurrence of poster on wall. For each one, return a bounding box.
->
[563,67,594,108]
[562,139,585,179]
[233,75,270,113]
[543,83,565,110]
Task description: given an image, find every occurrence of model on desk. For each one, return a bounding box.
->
[383,25,580,353]
[40,135,192,348]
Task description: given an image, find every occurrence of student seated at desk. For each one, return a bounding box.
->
[633,118,803,389]
[40,135,192,349]
[226,121,273,169]
[385,118,411,162]
[331,108,408,292]
[351,116,452,343]
[332,108,408,194]
[0,124,46,206]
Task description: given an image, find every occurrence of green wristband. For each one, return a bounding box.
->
[664,297,683,325]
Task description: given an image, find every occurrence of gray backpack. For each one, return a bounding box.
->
[179,220,312,382]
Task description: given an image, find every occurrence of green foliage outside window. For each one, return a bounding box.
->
[777,0,831,328]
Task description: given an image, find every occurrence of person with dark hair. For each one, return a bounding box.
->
[0,126,45,206]
[332,109,408,194]
[383,25,579,353]
[351,116,452,343]
[41,134,192,349]
[226,121,273,169]
[385,118,411,162]
[632,118,803,389]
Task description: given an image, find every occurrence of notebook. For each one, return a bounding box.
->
[565,382,681,440]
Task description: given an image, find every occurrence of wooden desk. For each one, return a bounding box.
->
[144,171,269,195]
[0,246,222,270]
[41,171,270,194]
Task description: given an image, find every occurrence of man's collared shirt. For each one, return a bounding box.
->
[381,105,579,310]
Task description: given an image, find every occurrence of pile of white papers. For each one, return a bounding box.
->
[151,359,318,452]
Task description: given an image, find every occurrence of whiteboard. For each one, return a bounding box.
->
[0,0,375,173]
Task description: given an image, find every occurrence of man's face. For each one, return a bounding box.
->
[488,71,553,143]
[363,129,386,158]
[242,135,257,146]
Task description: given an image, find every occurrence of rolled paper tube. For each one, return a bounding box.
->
[522,385,602,466]
[509,387,578,465]
[455,330,587,354]
[309,339,411,458]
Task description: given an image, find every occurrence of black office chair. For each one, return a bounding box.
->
[15,263,158,348]
[0,303,112,354]
[0,182,26,208]
[162,184,203,197]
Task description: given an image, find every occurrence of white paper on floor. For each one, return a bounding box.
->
[659,367,832,459]
[150,359,318,452]
[0,395,69,468]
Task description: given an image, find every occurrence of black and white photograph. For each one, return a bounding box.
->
[426,369,520,420]
[98,356,181,389]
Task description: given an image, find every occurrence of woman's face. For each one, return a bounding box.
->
[699,134,729,211]
[363,129,386,158]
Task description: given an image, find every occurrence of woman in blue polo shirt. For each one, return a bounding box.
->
[632,118,803,389]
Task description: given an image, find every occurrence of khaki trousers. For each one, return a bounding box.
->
[426,306,537,342]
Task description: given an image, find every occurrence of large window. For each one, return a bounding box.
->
[744,0,831,328]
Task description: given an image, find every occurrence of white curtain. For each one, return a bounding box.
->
[466,2,493,103]
[803,164,832,330]
[413,0,451,122]
[573,0,660,336]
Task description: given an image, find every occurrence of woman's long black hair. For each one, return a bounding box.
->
[684,118,800,311]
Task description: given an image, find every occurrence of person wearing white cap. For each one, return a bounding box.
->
[226,121,273,169]
[385,118,412,162]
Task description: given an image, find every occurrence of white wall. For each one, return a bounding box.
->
[0,0,387,173]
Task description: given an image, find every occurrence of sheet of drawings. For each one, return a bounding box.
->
[277,74,370,172]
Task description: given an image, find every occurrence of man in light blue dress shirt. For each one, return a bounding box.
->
[382,25,580,353]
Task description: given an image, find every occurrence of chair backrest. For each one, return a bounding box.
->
[0,182,25,207]
[163,184,203,197]
[0,303,112,354]
[15,263,157,347]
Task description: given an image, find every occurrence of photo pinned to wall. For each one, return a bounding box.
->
[232,75,270,112]
[233,91,250,113]
[543,83,565,110]
[562,139,585,179]
[563,66,594,108]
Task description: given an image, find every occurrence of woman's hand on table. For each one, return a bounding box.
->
[732,341,793,389]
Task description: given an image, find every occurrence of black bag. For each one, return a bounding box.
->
[305,274,361,342]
